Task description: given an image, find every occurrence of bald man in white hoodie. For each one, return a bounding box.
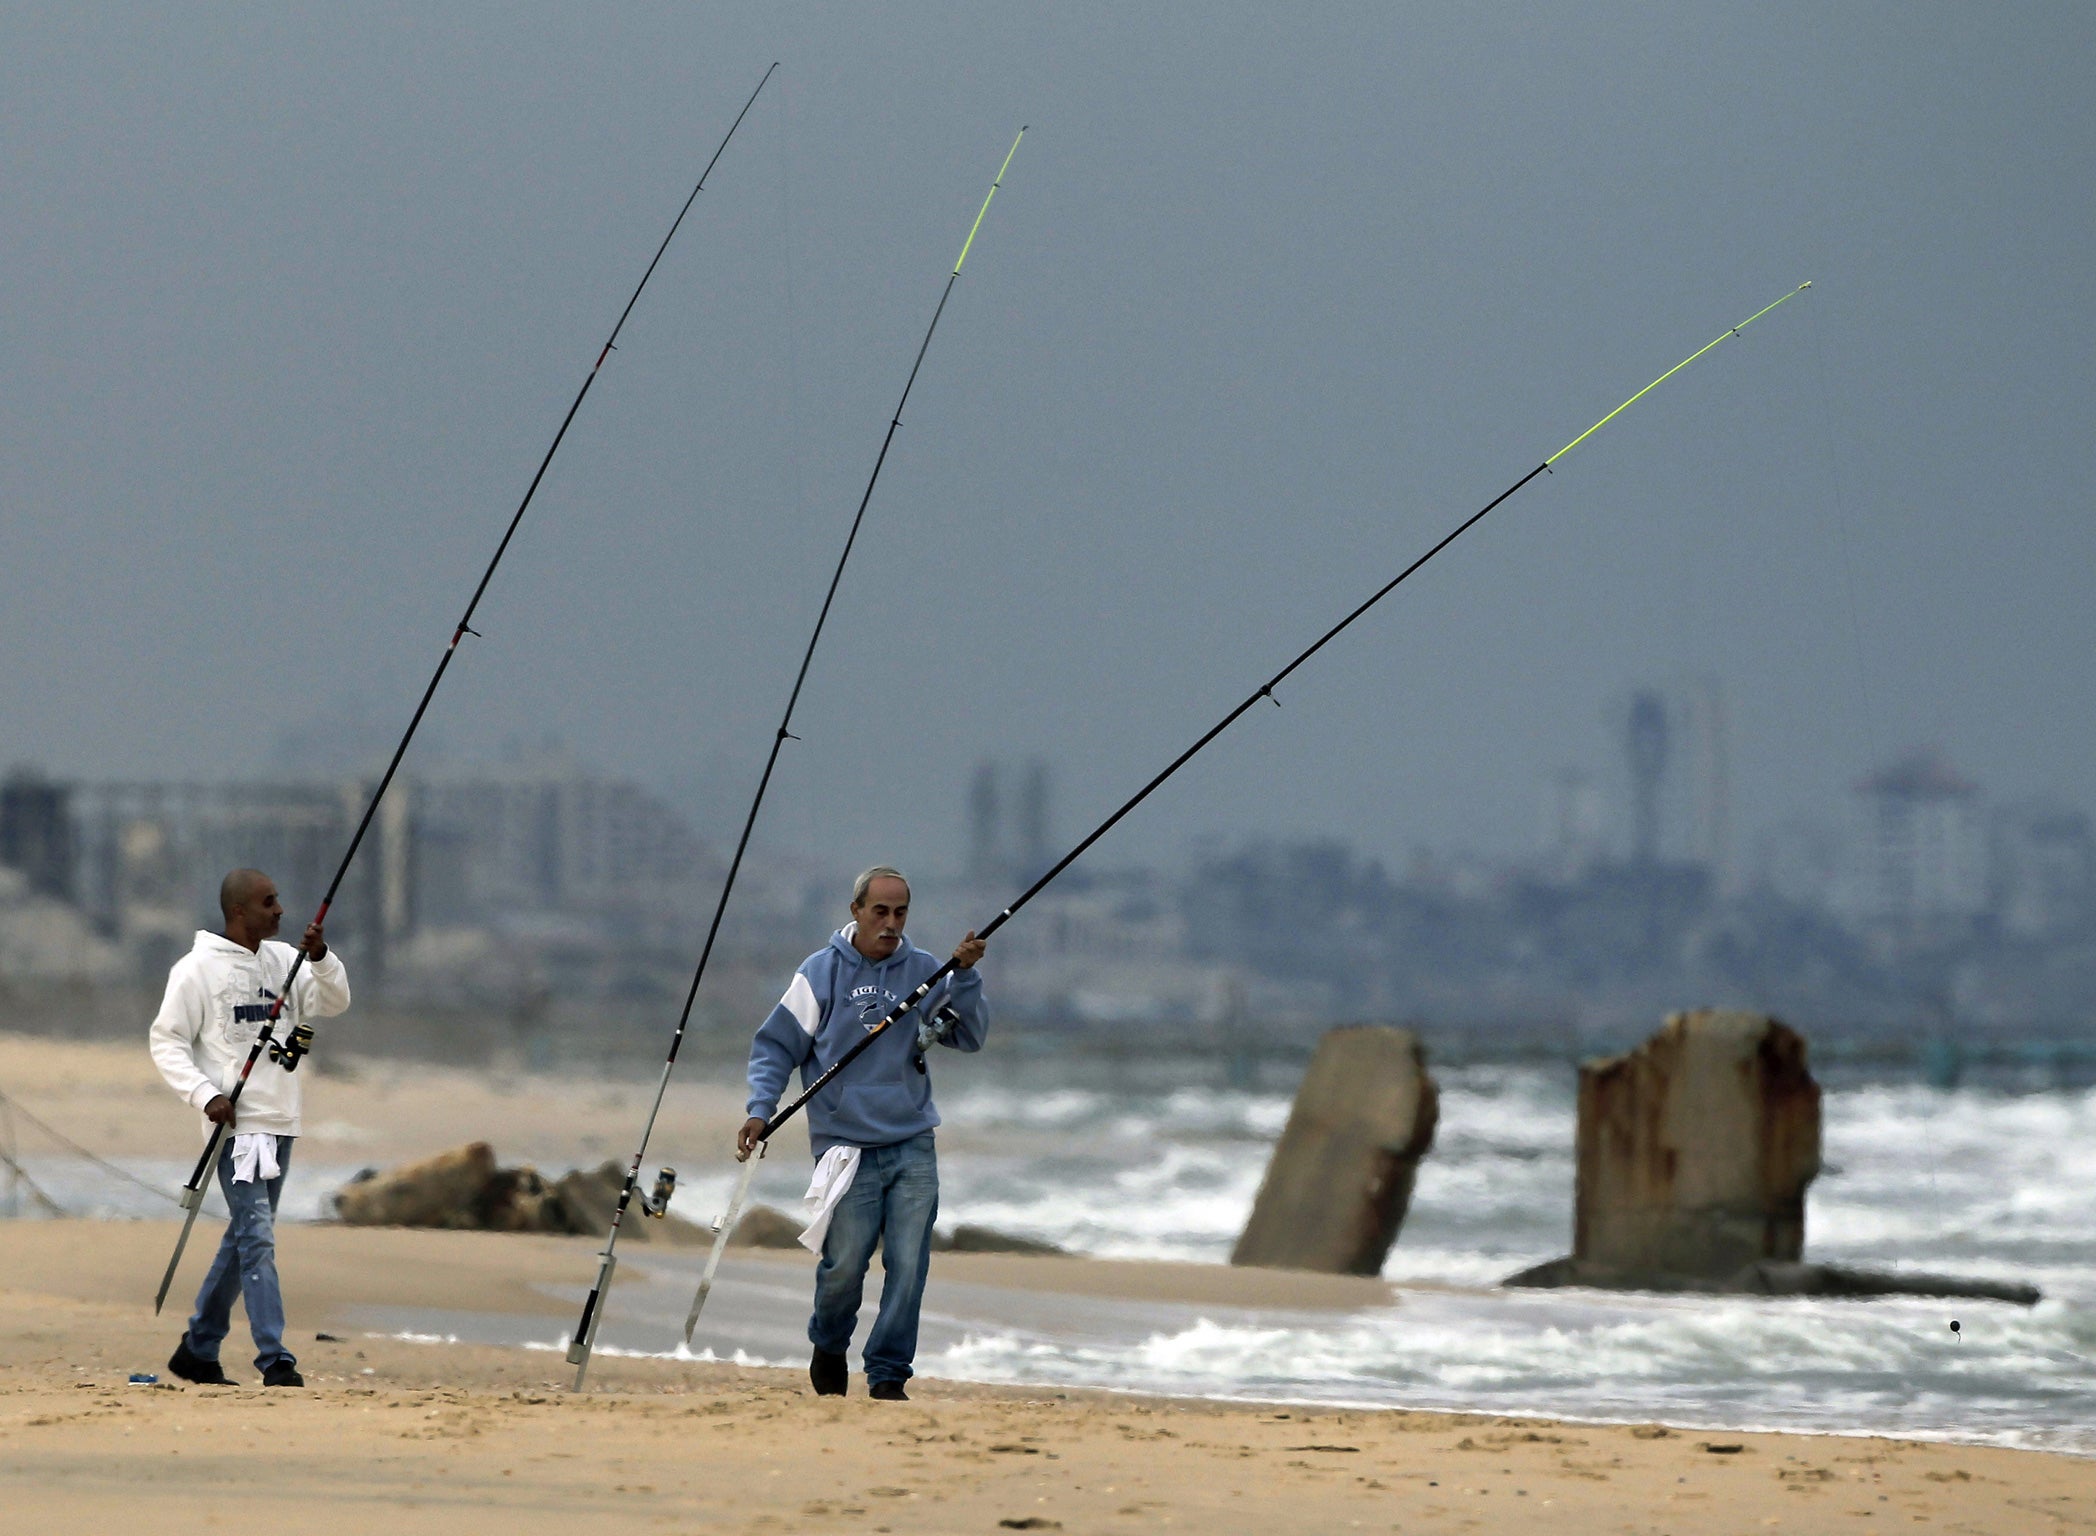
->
[149,868,350,1387]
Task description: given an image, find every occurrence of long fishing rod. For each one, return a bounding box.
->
[682,277,1813,1339]
[151,63,779,1315]
[565,128,1028,1389]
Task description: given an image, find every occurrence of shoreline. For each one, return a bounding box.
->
[4,1222,2094,1531]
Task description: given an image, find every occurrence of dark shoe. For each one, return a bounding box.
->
[261,1361,305,1388]
[167,1338,233,1386]
[809,1349,848,1397]
[868,1379,909,1402]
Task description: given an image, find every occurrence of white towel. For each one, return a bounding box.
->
[230,1132,281,1185]
[798,1145,862,1253]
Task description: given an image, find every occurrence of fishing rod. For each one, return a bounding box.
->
[681,278,1814,1340]
[151,63,778,1315]
[565,128,1028,1389]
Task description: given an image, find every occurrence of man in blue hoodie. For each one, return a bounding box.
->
[740,866,988,1401]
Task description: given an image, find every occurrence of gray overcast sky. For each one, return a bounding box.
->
[2,4,2091,884]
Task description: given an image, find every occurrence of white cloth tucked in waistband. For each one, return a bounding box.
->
[798,1145,862,1253]
[230,1132,281,1185]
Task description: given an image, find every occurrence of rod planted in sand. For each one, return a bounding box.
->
[150,63,779,1314]
[568,128,1029,1387]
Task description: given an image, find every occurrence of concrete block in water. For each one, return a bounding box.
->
[1572,1009,1820,1278]
[1230,1025,1438,1275]
[1505,1010,2038,1304]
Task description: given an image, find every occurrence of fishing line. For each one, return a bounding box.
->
[1807,292,1961,1340]
[0,1086,179,1206]
[149,63,778,1314]
[0,1093,66,1216]
[567,128,1030,1389]
[683,281,1815,1338]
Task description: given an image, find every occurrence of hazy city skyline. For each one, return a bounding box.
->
[4,6,2091,899]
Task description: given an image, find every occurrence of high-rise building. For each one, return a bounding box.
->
[1852,750,1988,940]
[0,769,75,902]
[967,761,1001,883]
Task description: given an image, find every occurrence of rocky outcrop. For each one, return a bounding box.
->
[334,1145,704,1242]
[1230,1025,1438,1275]
[334,1143,509,1230]
[725,1204,805,1248]
[935,1224,1066,1256]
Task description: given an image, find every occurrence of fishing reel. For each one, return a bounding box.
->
[912,1003,965,1074]
[267,1022,316,1073]
[640,1167,677,1219]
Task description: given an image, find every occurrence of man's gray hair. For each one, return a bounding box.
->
[851,865,911,907]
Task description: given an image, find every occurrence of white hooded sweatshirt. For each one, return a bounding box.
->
[148,930,352,1139]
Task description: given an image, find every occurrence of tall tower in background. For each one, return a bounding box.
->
[967,762,1001,883]
[1016,758,1050,878]
[1613,680,1732,888]
[1626,690,1669,866]
[1685,677,1732,895]
[965,757,1051,885]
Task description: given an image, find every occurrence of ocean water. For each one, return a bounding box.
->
[13,1061,2096,1448]
[910,1065,2096,1450]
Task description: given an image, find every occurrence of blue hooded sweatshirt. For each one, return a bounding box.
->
[746,923,988,1157]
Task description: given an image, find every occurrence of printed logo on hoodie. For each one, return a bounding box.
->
[849,983,895,1030]
[218,975,278,1046]
[231,988,281,1026]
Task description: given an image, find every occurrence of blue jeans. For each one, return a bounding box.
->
[185,1134,295,1373]
[808,1133,938,1384]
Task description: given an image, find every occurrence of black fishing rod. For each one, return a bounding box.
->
[152,63,778,1315]
[565,128,1029,1388]
[681,278,1814,1339]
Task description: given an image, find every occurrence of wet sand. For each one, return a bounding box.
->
[1,1218,2091,1534]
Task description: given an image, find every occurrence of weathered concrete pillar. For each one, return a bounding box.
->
[1231,1025,1438,1275]
[1574,1009,1820,1278]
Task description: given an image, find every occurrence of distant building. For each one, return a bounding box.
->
[1852,750,1988,941]
[1993,801,2095,941]
[963,756,1052,889]
[64,752,713,990]
[72,779,411,982]
[1612,679,1731,889]
[0,768,76,902]
[410,749,713,944]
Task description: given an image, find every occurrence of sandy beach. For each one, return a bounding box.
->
[4,1034,2095,1531]
[3,1219,2091,1535]
[0,1032,772,1170]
